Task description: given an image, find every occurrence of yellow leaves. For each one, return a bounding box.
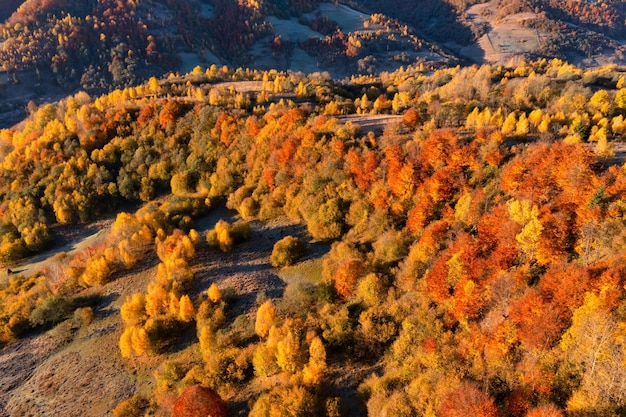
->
[559,287,626,412]
[145,284,169,318]
[528,109,543,127]
[538,114,551,133]
[560,291,605,353]
[615,88,626,109]
[119,325,152,358]
[612,114,626,135]
[276,330,300,373]
[508,199,543,262]
[118,239,137,268]
[148,76,160,95]
[589,90,610,114]
[516,216,543,262]
[253,342,278,378]
[119,326,134,358]
[515,112,529,137]
[445,251,465,289]
[594,133,614,158]
[303,337,326,386]
[81,255,111,287]
[501,112,517,135]
[178,295,194,323]
[508,199,537,225]
[217,227,233,252]
[120,293,146,325]
[454,192,472,225]
[198,325,216,365]
[156,230,195,262]
[206,219,249,252]
[131,327,151,356]
[207,283,222,303]
[249,385,316,417]
[465,107,480,131]
[255,299,276,338]
[356,273,384,307]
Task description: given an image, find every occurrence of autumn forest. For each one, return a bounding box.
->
[2,0,626,417]
[0,58,625,416]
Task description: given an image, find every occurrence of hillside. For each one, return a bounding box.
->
[3,0,626,129]
[1,59,626,416]
[0,0,460,127]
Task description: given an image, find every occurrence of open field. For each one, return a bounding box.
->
[304,3,373,33]
[460,1,542,64]
[267,16,323,42]
[337,114,403,134]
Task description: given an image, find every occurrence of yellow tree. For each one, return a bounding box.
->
[501,112,517,135]
[131,327,152,356]
[119,326,134,358]
[179,295,195,322]
[208,283,222,303]
[303,336,327,385]
[121,293,146,326]
[255,299,276,338]
[276,329,301,374]
[560,289,626,414]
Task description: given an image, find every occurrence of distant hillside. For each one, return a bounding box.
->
[3,0,626,127]
[0,0,456,127]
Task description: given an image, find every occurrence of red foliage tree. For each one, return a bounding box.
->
[438,381,498,417]
[172,385,228,417]
[333,259,364,301]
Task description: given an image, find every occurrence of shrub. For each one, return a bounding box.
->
[29,295,72,327]
[270,236,306,267]
[206,219,250,252]
[249,385,318,417]
[172,385,227,417]
[255,299,276,338]
[239,197,259,219]
[112,394,149,417]
[72,307,94,327]
[207,283,222,303]
[230,221,251,241]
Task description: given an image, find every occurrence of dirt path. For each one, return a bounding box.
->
[336,114,403,135]
[8,226,109,280]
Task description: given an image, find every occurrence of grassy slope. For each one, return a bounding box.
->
[0,207,330,416]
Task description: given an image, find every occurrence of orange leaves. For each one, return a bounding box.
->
[211,111,238,146]
[390,163,416,198]
[158,100,184,131]
[346,149,378,191]
[501,142,597,208]
[402,107,420,129]
[438,382,498,417]
[385,144,414,198]
[526,404,564,417]
[406,195,436,234]
[333,259,364,301]
[509,288,564,351]
[276,137,296,169]
[419,128,459,173]
[172,385,227,417]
